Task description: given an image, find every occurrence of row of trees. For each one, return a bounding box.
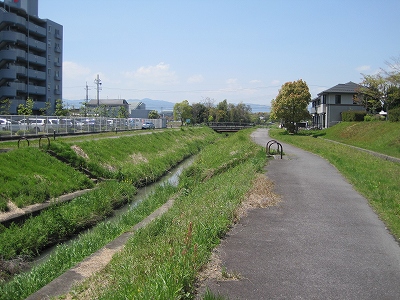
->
[173,98,268,125]
[0,98,69,116]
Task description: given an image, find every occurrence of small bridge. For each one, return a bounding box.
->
[207,122,254,132]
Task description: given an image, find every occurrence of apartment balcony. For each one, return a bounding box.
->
[0,13,27,30]
[28,69,46,80]
[0,68,16,79]
[27,53,46,66]
[28,84,46,95]
[28,38,46,52]
[28,23,46,37]
[0,31,27,46]
[0,86,16,98]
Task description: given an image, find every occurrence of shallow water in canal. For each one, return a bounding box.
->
[33,156,195,265]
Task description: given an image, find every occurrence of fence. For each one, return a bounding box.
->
[0,115,163,138]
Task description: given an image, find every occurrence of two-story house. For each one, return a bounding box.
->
[310,81,364,128]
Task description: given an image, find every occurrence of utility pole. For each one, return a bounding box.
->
[84,82,90,117]
[94,74,102,107]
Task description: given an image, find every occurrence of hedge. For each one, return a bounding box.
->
[341,110,366,122]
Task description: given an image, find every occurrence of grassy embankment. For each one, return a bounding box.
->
[269,122,400,241]
[59,128,267,300]
[0,128,267,299]
[0,128,219,287]
[0,147,94,211]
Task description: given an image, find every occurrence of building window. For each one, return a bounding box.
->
[335,95,341,104]
[48,25,52,32]
[322,94,326,104]
[48,68,51,75]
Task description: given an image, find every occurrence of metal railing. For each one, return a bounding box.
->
[0,115,163,139]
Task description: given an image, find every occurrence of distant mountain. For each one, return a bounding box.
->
[128,98,176,112]
[63,98,270,113]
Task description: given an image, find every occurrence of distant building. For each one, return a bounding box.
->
[129,101,152,118]
[0,0,63,115]
[310,81,364,128]
[86,99,129,117]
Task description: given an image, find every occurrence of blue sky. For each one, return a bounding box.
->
[38,0,400,107]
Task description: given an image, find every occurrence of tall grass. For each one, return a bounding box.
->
[269,127,400,240]
[49,127,219,184]
[0,128,265,299]
[57,129,266,299]
[0,181,136,261]
[0,148,94,211]
[0,184,177,300]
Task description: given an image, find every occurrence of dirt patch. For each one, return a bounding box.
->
[71,145,89,160]
[129,152,148,163]
[236,173,281,219]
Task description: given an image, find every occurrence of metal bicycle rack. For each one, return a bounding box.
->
[39,135,50,149]
[17,136,30,148]
[266,140,283,159]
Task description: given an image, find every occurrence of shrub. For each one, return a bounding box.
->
[364,114,382,122]
[388,107,400,122]
[342,110,366,122]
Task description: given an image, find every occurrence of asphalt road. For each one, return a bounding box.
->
[201,128,400,300]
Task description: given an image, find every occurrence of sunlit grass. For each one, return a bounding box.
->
[65,131,266,299]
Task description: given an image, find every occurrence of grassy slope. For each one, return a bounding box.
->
[321,121,400,158]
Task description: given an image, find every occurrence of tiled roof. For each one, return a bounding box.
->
[321,81,360,94]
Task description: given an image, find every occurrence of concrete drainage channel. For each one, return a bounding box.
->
[26,196,177,299]
[3,156,195,299]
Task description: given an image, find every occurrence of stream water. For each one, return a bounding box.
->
[32,156,195,266]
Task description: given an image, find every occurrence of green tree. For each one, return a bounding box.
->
[17,98,34,115]
[191,102,207,124]
[358,74,391,113]
[270,79,311,133]
[55,99,69,116]
[0,98,11,114]
[173,100,192,125]
[40,101,51,116]
[148,110,159,119]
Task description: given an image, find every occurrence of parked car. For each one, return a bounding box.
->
[0,118,10,130]
[19,118,48,133]
[142,121,155,129]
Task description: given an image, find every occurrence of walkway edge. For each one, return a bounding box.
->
[322,137,400,164]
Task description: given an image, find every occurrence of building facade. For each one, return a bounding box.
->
[0,0,62,115]
[310,81,364,128]
[86,99,130,117]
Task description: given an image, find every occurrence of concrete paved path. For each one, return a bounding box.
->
[201,128,400,300]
